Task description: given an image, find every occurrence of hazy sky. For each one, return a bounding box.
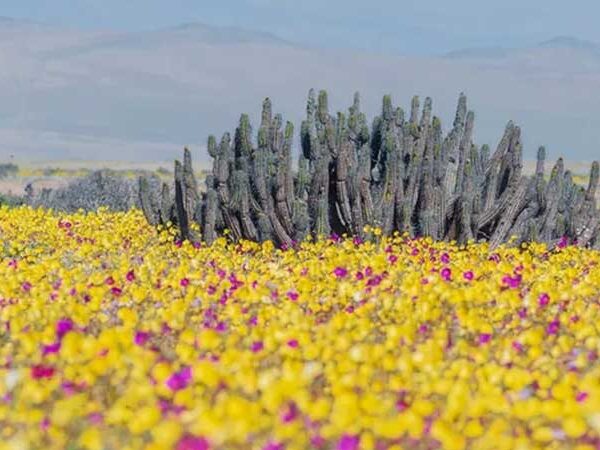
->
[3,0,600,54]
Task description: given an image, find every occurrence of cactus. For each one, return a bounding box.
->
[138,91,600,249]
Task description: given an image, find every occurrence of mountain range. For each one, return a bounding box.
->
[1,18,599,163]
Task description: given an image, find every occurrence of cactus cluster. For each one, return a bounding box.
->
[139,91,600,249]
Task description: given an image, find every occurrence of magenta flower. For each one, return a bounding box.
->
[56,318,74,339]
[42,341,61,356]
[479,333,492,344]
[388,254,398,264]
[512,341,524,353]
[286,291,299,301]
[576,391,589,402]
[111,286,122,296]
[518,307,527,319]
[126,270,135,282]
[396,399,409,412]
[21,281,32,292]
[440,267,452,281]
[263,442,284,450]
[546,320,560,335]
[538,293,550,307]
[310,435,326,448]
[88,412,103,424]
[176,435,210,450]
[557,236,569,249]
[134,331,151,346]
[440,253,450,264]
[418,324,428,334]
[488,253,501,263]
[281,402,299,423]
[463,271,474,281]
[502,274,522,289]
[337,435,360,450]
[251,341,264,353]
[352,236,363,246]
[166,366,192,391]
[180,278,190,287]
[287,339,299,349]
[333,267,348,278]
[104,276,115,286]
[411,248,419,256]
[31,365,55,380]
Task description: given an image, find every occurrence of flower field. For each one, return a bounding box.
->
[1,206,600,450]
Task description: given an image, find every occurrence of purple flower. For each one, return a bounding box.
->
[512,341,523,353]
[21,282,32,292]
[263,442,284,450]
[576,391,589,402]
[440,267,452,281]
[352,236,363,246]
[538,293,550,307]
[167,366,192,391]
[546,320,560,335]
[287,339,299,349]
[56,318,74,339]
[281,402,299,423]
[333,267,348,278]
[557,236,569,249]
[177,435,210,450]
[440,253,450,264]
[463,271,474,281]
[180,278,190,287]
[286,291,299,301]
[251,341,264,353]
[502,274,522,289]
[31,365,55,380]
[111,286,122,296]
[310,435,326,448]
[42,342,61,356]
[337,435,360,450]
[479,333,492,344]
[134,331,151,346]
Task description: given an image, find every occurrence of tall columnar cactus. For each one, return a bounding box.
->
[139,90,600,249]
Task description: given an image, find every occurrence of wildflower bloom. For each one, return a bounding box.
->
[0,207,599,449]
[337,435,360,450]
[176,435,210,450]
[167,367,192,391]
[134,331,151,346]
[538,293,550,307]
[333,267,348,278]
[440,267,452,281]
[56,318,74,338]
[31,365,55,379]
[250,341,264,353]
[479,333,492,344]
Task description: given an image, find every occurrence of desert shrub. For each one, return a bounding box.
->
[0,163,18,179]
[0,192,24,207]
[27,170,162,213]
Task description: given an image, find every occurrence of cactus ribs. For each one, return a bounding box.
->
[139,91,600,249]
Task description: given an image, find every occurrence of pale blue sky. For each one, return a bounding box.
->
[3,0,599,54]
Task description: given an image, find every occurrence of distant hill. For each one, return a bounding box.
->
[0,21,599,163]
